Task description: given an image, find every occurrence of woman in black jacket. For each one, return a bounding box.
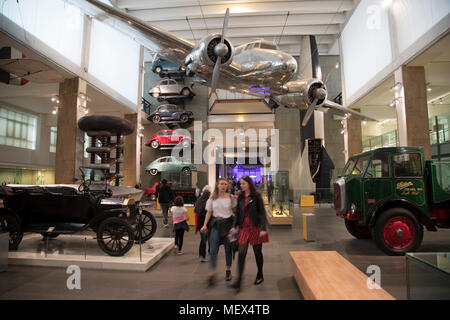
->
[230,176,269,291]
[194,186,211,262]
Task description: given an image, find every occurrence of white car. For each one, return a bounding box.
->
[150,78,194,99]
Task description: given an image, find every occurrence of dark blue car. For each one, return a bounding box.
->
[148,104,194,124]
[152,58,184,74]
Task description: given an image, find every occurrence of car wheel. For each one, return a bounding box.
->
[134,210,157,243]
[149,169,158,176]
[180,114,189,123]
[97,217,135,256]
[0,213,23,250]
[155,66,162,74]
[181,88,190,96]
[344,219,371,239]
[40,232,60,240]
[182,167,191,175]
[152,115,161,124]
[151,140,159,149]
[372,208,423,256]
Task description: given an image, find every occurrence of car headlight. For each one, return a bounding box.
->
[351,204,357,214]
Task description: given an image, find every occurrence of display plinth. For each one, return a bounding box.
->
[8,234,173,272]
[265,205,294,226]
[0,232,8,272]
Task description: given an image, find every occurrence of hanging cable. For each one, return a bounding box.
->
[197,0,209,34]
[277,11,290,46]
[185,16,197,43]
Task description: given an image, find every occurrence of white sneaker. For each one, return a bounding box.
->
[163,224,169,228]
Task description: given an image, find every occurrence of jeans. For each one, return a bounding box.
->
[209,226,232,270]
[175,229,185,251]
[199,232,208,258]
[160,203,169,225]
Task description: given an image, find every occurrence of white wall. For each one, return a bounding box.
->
[341,0,450,107]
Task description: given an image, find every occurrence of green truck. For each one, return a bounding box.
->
[334,147,450,255]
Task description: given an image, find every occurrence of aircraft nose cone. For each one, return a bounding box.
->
[214,43,229,57]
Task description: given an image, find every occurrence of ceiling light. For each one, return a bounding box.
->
[335,62,340,69]
[362,121,367,126]
[440,98,443,104]
[427,87,432,92]
[382,0,393,9]
[340,130,345,135]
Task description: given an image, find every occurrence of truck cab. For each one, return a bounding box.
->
[334,147,450,255]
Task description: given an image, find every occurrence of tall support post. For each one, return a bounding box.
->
[395,66,431,160]
[344,108,363,161]
[123,113,138,187]
[55,77,86,183]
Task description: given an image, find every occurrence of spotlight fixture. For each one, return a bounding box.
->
[340,130,345,135]
[362,121,367,126]
[335,62,340,69]
[390,82,402,91]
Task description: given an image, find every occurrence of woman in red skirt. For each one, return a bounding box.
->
[230,176,269,291]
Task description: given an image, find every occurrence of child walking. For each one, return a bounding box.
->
[169,196,190,255]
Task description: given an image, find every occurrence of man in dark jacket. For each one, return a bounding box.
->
[194,186,211,262]
[158,179,174,227]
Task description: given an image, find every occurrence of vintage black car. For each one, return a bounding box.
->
[0,168,157,256]
[148,104,194,124]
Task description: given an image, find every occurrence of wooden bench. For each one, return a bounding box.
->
[289,251,396,300]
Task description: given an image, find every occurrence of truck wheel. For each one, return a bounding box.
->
[134,210,157,243]
[372,208,423,256]
[97,217,135,256]
[345,219,371,239]
[0,214,23,250]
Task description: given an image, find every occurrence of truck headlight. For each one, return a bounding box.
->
[351,204,357,214]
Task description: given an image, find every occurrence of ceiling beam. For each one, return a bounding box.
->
[170,25,340,40]
[147,13,346,28]
[124,1,354,21]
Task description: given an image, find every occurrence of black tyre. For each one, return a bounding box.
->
[149,169,158,176]
[180,114,189,123]
[345,219,371,239]
[182,167,191,174]
[134,210,157,243]
[0,214,23,250]
[181,88,190,96]
[372,208,423,256]
[41,232,60,239]
[152,114,161,124]
[150,140,159,149]
[97,217,135,256]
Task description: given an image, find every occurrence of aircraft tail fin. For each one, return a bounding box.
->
[299,36,322,80]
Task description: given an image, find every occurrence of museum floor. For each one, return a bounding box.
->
[1,205,449,300]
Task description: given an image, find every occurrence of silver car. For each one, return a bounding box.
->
[149,78,194,99]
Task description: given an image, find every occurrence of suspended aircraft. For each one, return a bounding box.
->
[68,0,376,126]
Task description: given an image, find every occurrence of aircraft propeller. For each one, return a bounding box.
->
[211,8,230,89]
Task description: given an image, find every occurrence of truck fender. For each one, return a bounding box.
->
[368,199,437,231]
[0,207,22,225]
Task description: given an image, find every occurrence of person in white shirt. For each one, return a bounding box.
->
[201,178,237,285]
[169,196,189,255]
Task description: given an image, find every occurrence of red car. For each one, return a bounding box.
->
[143,182,159,200]
[146,129,193,149]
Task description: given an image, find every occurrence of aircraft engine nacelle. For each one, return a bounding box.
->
[278,79,327,109]
[185,34,234,75]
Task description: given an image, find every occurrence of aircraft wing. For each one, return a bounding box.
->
[322,99,378,122]
[0,59,66,83]
[67,0,195,67]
